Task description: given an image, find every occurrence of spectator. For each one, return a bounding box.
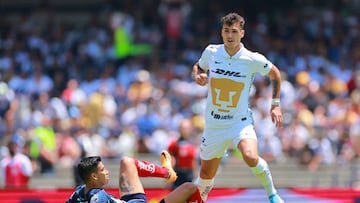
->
[29,115,57,175]
[0,82,15,136]
[25,65,54,96]
[168,118,198,189]
[1,137,33,188]
[306,128,336,172]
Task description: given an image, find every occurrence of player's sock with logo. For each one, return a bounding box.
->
[251,157,277,197]
[186,187,204,203]
[134,159,169,178]
[196,177,214,202]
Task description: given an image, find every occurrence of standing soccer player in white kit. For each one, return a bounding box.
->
[193,12,285,203]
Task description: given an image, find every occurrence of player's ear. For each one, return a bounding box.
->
[91,172,98,181]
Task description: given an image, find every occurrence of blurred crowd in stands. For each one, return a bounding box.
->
[0,0,360,184]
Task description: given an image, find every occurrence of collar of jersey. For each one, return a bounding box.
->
[221,43,244,58]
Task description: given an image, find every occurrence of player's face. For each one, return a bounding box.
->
[221,22,244,53]
[96,162,110,186]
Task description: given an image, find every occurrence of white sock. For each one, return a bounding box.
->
[251,157,277,197]
[196,177,214,201]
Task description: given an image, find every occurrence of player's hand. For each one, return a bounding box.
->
[193,64,208,86]
[195,72,208,86]
[270,105,283,128]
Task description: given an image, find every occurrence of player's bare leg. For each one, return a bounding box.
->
[119,157,145,197]
[161,182,203,203]
[119,152,178,198]
[238,138,285,203]
[197,157,221,201]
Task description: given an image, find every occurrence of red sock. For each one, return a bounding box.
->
[186,188,204,203]
[134,159,169,178]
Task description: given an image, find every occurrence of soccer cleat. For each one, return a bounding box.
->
[160,150,177,182]
[269,193,285,203]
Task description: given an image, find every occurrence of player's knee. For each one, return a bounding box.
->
[120,156,134,169]
[242,153,258,167]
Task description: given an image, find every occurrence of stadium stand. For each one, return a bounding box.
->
[0,0,360,194]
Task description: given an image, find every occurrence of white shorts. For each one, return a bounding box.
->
[200,117,257,160]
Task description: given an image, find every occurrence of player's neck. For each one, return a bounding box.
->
[224,44,241,56]
[84,184,102,195]
[84,187,89,196]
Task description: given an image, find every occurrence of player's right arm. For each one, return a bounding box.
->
[193,45,212,86]
[193,63,208,86]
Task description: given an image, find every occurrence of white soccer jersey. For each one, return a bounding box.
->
[198,43,272,128]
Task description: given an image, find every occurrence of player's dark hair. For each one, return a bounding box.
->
[7,140,18,156]
[77,156,102,182]
[221,12,245,29]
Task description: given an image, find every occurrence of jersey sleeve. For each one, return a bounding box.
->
[198,45,212,71]
[90,189,122,203]
[250,52,273,75]
[20,154,33,177]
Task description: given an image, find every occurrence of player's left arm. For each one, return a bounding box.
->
[267,65,283,128]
